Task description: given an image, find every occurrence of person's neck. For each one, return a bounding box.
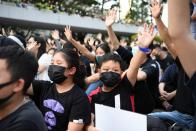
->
[35,50,39,59]
[159,52,167,60]
[0,95,26,120]
[102,85,115,92]
[56,78,75,93]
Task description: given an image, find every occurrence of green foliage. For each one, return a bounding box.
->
[154,36,163,43]
[5,0,101,17]
[125,0,151,25]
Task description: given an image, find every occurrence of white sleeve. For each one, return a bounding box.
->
[38,53,52,66]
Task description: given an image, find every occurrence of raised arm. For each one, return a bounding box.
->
[127,24,156,86]
[150,0,176,58]
[64,26,96,62]
[105,9,120,50]
[168,0,196,78]
[51,30,62,50]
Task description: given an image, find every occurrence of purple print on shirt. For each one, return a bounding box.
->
[43,99,65,130]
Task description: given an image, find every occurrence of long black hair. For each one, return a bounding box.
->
[56,49,86,89]
[29,35,46,59]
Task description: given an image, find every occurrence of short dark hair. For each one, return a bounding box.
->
[0,46,38,94]
[100,53,127,71]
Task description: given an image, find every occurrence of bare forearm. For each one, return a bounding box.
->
[168,0,190,39]
[107,26,120,50]
[192,14,196,21]
[159,82,165,93]
[69,38,95,61]
[155,18,176,58]
[171,90,176,97]
[127,51,146,86]
[168,0,196,78]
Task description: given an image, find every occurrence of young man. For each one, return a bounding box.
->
[149,0,196,130]
[168,0,196,130]
[0,46,47,131]
[106,9,160,110]
[88,24,157,123]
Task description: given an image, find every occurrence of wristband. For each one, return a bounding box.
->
[139,46,151,53]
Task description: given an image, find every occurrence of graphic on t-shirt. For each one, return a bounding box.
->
[43,99,64,130]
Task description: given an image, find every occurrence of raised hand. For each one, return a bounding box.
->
[150,0,162,19]
[105,9,116,27]
[88,37,95,47]
[137,23,157,48]
[51,30,60,40]
[64,26,73,41]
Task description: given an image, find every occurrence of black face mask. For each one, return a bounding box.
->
[0,92,15,107]
[100,72,121,88]
[48,65,67,84]
[0,80,16,107]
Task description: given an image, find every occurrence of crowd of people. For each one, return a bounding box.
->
[0,0,196,131]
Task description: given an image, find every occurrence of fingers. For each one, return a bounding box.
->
[107,9,116,18]
[65,25,71,31]
[143,23,148,32]
[150,0,161,7]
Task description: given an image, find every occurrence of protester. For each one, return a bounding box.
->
[0,46,47,131]
[27,48,91,131]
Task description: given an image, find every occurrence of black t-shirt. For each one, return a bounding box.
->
[116,45,133,66]
[32,81,91,131]
[156,54,174,71]
[89,75,155,114]
[141,58,159,101]
[80,55,91,77]
[160,64,178,93]
[185,72,196,100]
[0,101,47,131]
[173,58,195,115]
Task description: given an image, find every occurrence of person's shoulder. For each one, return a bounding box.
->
[17,101,43,119]
[71,85,89,98]
[38,53,52,62]
[11,101,47,131]
[33,80,53,87]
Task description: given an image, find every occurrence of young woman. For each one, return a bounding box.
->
[27,49,91,131]
[27,35,52,81]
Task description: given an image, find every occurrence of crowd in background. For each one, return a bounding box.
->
[0,0,196,131]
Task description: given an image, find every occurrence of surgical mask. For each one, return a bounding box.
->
[48,65,67,84]
[100,72,121,88]
[0,80,16,107]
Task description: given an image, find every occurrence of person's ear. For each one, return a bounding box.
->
[97,68,101,73]
[12,79,25,93]
[67,67,77,76]
[36,42,41,48]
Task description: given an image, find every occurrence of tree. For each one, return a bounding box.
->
[124,0,150,24]
[5,0,101,17]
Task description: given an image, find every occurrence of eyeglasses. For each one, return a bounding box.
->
[0,80,17,89]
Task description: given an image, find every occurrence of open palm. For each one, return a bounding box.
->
[105,9,116,27]
[150,0,162,18]
[137,24,157,48]
[64,26,73,41]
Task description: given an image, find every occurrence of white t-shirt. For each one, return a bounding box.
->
[36,53,52,81]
